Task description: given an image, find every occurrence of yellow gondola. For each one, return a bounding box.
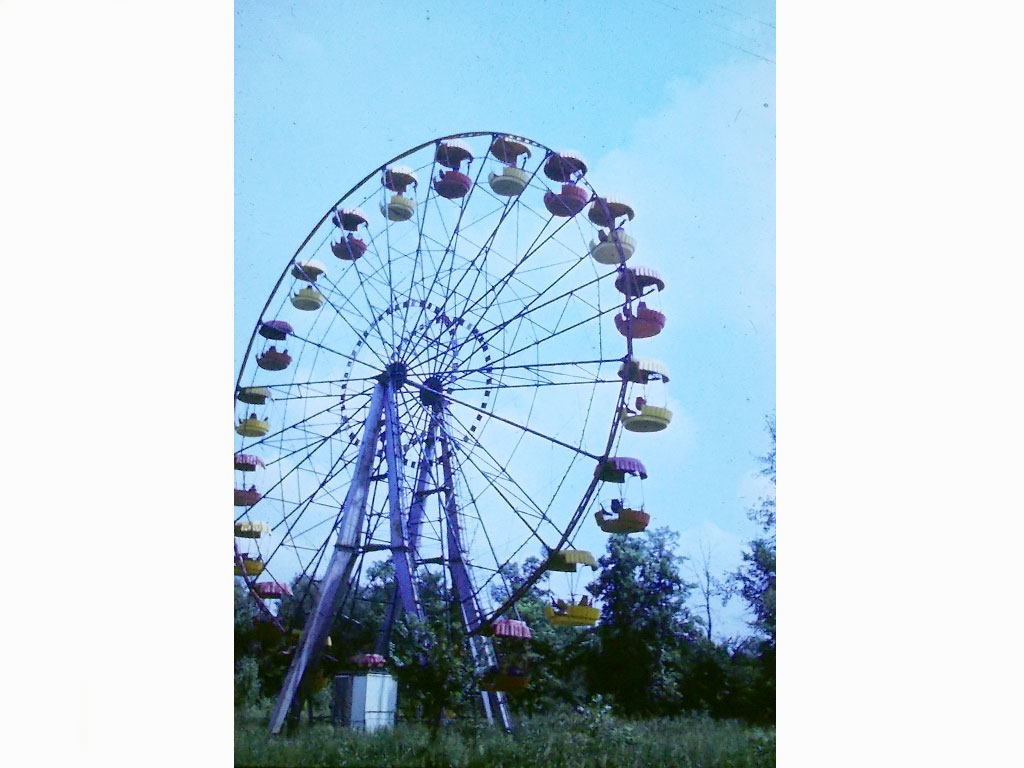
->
[234,521,270,538]
[595,505,650,534]
[544,549,597,572]
[589,229,636,265]
[234,555,264,576]
[290,287,325,311]
[544,603,600,627]
[290,259,327,282]
[487,167,530,196]
[382,194,416,221]
[236,415,269,437]
[620,404,673,433]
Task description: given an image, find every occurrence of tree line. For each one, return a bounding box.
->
[235,416,776,727]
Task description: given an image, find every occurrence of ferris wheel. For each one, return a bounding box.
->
[233,132,672,733]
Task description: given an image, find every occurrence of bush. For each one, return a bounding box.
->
[235,656,262,708]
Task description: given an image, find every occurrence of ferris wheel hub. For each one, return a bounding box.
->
[419,375,446,409]
[377,361,409,388]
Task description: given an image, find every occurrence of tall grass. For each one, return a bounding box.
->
[235,707,774,767]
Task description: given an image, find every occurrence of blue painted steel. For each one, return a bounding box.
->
[437,413,513,731]
[268,383,386,734]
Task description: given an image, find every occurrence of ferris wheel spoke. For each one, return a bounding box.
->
[483,471,604,628]
[393,187,440,354]
[255,403,370,501]
[449,378,621,393]
[237,399,348,454]
[411,298,614,389]
[429,146,505,335]
[254,449,363,571]
[266,447,390,585]
[470,302,625,377]
[454,261,614,370]
[442,389,603,460]
[260,374,380,394]
[344,259,400,358]
[405,228,596,373]
[395,151,490,354]
[302,261,393,345]
[442,152,551,316]
[288,330,387,373]
[444,485,538,619]
[440,407,565,534]
[390,159,481,355]
[445,212,575,335]
[456,357,623,381]
[435,421,519,631]
[236,434,359,527]
[397,162,548,365]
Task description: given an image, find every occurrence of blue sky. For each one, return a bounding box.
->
[235,0,775,640]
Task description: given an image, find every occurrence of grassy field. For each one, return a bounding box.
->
[235,708,775,767]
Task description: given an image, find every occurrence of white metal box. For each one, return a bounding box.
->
[332,672,397,732]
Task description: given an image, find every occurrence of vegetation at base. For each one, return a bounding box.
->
[234,416,776,764]
[235,705,774,768]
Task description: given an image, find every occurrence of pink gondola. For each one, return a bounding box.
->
[254,581,292,599]
[351,653,387,669]
[234,485,262,507]
[595,457,648,483]
[614,302,666,339]
[259,320,293,341]
[543,151,587,182]
[234,453,265,472]
[435,139,474,170]
[491,618,532,639]
[434,170,473,199]
[331,233,368,261]
[489,135,532,165]
[543,183,589,217]
[257,346,292,371]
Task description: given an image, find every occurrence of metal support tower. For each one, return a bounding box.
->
[437,410,513,731]
[268,383,385,734]
[269,368,511,734]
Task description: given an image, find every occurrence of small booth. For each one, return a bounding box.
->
[333,654,397,733]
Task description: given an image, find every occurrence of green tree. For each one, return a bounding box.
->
[721,413,777,726]
[734,414,776,645]
[585,528,702,716]
[386,568,481,735]
[490,557,594,714]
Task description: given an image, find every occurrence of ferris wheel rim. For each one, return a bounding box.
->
[234,131,637,635]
